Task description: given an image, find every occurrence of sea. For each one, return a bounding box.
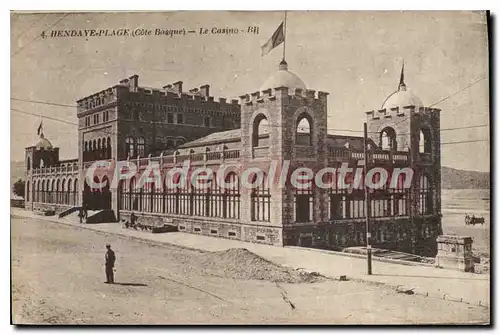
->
[441,189,490,258]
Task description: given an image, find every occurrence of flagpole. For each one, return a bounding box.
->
[283,11,288,61]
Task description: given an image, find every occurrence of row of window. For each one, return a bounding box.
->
[253,113,312,147]
[380,126,433,153]
[29,178,79,205]
[119,173,242,220]
[129,110,215,128]
[84,96,107,110]
[83,137,112,161]
[84,111,110,127]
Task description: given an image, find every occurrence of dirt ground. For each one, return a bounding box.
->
[11,216,489,325]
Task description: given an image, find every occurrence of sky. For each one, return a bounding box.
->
[10,11,490,171]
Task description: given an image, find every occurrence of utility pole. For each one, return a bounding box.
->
[364,122,372,275]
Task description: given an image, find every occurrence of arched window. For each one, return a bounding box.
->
[35,180,40,202]
[164,172,178,214]
[166,139,175,150]
[56,179,61,204]
[137,137,146,157]
[61,179,66,204]
[67,178,73,206]
[419,174,433,215]
[251,173,270,222]
[97,139,102,160]
[178,172,192,215]
[26,182,30,202]
[420,128,432,154]
[294,172,313,223]
[252,115,269,147]
[209,172,223,218]
[125,137,135,158]
[107,137,112,159]
[118,179,126,210]
[380,127,397,150]
[151,179,162,213]
[130,176,139,211]
[50,179,56,204]
[73,179,78,206]
[176,137,186,147]
[296,114,312,146]
[193,170,211,217]
[224,172,240,219]
[27,157,31,170]
[101,139,106,160]
[92,140,97,161]
[41,180,46,202]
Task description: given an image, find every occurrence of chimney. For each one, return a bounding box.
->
[200,84,210,97]
[173,81,183,94]
[129,75,139,92]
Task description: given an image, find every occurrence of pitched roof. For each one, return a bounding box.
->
[178,129,241,148]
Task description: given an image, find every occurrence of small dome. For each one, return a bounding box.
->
[35,134,53,150]
[260,60,306,92]
[382,87,423,110]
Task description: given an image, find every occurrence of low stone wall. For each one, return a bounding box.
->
[11,199,25,208]
[118,210,283,246]
[283,215,442,257]
[30,202,73,215]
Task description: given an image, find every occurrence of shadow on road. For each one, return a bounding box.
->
[111,282,148,287]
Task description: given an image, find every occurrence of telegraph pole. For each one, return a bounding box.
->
[363,123,373,275]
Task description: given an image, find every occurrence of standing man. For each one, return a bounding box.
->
[78,207,84,224]
[83,202,89,222]
[104,243,116,284]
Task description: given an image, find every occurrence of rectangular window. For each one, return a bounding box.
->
[251,176,271,222]
[204,115,211,127]
[167,112,174,124]
[177,113,184,124]
[294,183,313,223]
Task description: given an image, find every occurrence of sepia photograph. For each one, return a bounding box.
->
[10,10,490,325]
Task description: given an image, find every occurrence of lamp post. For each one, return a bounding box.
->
[364,122,372,275]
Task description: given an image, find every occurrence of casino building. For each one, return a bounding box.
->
[24,60,443,256]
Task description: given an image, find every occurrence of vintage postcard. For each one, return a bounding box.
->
[10,11,490,325]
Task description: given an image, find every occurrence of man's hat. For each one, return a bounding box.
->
[106,243,111,248]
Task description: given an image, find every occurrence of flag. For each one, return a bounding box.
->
[37,121,43,135]
[398,62,406,90]
[261,22,285,57]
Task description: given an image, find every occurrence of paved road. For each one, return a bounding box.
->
[11,216,489,325]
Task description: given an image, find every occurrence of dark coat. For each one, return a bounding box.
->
[105,249,116,267]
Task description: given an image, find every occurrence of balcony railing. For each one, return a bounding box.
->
[32,163,79,176]
[295,145,316,159]
[253,146,269,159]
[329,149,409,162]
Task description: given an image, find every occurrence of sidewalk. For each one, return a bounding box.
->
[11,208,490,307]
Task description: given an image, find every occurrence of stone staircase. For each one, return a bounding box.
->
[62,209,116,224]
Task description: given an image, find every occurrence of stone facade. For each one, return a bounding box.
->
[24,62,443,257]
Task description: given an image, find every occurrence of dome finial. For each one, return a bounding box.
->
[398,61,406,91]
[279,59,288,71]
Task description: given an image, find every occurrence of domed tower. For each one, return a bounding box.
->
[366,63,442,256]
[24,129,60,208]
[238,60,329,245]
[25,131,59,170]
